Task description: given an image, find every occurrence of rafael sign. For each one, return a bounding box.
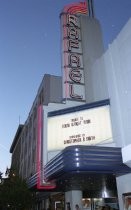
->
[60,2,87,101]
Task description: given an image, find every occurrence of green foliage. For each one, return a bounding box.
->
[0,171,3,181]
[0,169,34,210]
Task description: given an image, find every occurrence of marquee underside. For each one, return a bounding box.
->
[44,145,131,181]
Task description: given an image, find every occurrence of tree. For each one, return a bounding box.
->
[0,169,34,210]
[0,171,3,183]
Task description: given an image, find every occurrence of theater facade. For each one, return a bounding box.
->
[10,2,131,210]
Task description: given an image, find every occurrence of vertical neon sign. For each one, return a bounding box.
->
[61,2,88,101]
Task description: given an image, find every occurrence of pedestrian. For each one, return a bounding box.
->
[75,204,80,210]
[67,202,71,210]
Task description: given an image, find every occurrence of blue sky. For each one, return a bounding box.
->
[0,0,131,174]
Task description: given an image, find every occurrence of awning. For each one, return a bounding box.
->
[44,145,131,181]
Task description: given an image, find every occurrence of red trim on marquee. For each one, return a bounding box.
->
[37,105,56,189]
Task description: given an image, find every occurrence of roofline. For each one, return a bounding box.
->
[10,124,24,153]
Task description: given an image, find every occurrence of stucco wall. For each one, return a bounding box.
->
[91,18,131,148]
[80,16,104,103]
[91,18,131,210]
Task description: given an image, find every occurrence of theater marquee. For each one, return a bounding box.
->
[47,103,113,151]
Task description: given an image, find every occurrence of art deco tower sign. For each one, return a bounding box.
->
[60,2,88,101]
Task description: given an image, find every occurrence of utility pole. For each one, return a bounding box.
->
[86,0,95,17]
